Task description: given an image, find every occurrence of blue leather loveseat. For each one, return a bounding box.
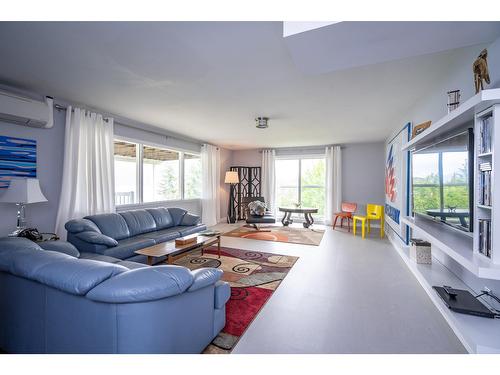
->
[66,208,206,264]
[0,237,230,353]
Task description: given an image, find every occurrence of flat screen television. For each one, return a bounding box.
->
[411,128,474,232]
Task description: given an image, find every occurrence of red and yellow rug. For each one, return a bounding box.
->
[173,246,298,353]
[223,225,324,246]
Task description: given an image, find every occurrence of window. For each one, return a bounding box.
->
[275,157,326,219]
[184,153,202,199]
[114,140,138,205]
[113,139,201,205]
[143,146,180,202]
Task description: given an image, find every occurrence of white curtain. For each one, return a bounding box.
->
[55,107,115,239]
[261,149,276,214]
[325,145,342,225]
[201,144,221,227]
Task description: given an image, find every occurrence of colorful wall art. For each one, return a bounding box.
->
[385,123,411,244]
[0,135,37,189]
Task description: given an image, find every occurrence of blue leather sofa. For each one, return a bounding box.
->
[0,237,230,354]
[65,208,206,264]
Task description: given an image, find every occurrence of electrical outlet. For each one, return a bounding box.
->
[483,286,492,294]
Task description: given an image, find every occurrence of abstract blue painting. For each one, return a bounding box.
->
[0,135,37,189]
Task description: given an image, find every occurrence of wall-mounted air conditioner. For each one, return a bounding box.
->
[0,90,54,128]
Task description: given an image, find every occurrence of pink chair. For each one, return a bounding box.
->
[332,202,358,232]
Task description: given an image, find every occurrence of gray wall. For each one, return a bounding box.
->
[0,109,65,235]
[230,142,386,216]
[231,149,261,167]
[342,142,385,214]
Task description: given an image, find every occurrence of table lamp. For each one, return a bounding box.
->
[224,171,239,223]
[0,178,47,235]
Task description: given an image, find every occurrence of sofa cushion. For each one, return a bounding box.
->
[0,237,41,253]
[99,237,156,260]
[85,213,130,240]
[146,208,174,229]
[86,265,194,303]
[168,208,187,226]
[7,249,74,279]
[78,252,121,263]
[116,260,149,270]
[32,259,127,296]
[65,219,101,234]
[119,210,157,236]
[137,227,182,243]
[38,241,80,258]
[75,231,118,247]
[178,224,207,237]
[180,213,201,226]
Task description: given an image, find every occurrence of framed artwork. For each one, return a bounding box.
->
[0,135,37,189]
[385,122,411,245]
[411,120,432,139]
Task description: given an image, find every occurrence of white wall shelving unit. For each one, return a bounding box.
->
[401,89,500,279]
[474,105,498,265]
[392,89,500,353]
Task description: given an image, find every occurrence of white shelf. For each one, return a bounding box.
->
[401,215,500,280]
[402,89,500,151]
[478,152,493,158]
[477,204,492,210]
[389,235,500,354]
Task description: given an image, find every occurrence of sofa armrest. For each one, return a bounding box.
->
[86,265,194,303]
[214,281,230,309]
[187,268,222,292]
[75,231,118,247]
[38,241,80,258]
[65,218,101,234]
[180,213,201,226]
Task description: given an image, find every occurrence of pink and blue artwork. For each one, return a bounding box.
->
[0,135,37,189]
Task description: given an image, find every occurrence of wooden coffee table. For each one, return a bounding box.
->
[134,234,221,266]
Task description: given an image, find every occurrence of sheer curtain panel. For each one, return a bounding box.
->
[325,145,342,225]
[55,107,115,239]
[201,144,221,226]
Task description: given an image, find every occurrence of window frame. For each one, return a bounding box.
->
[113,137,201,207]
[275,154,326,219]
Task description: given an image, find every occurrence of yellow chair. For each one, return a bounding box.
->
[353,215,367,239]
[353,204,385,239]
[366,204,384,238]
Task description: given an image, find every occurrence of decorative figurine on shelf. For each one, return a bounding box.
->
[473,49,490,94]
[447,206,457,213]
[293,202,302,208]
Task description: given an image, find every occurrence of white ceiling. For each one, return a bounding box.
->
[0,21,499,149]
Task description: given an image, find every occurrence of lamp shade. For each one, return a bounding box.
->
[224,171,239,184]
[0,178,47,204]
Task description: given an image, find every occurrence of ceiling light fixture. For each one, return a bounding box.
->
[255,117,269,129]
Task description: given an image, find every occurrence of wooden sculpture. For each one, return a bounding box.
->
[473,49,490,93]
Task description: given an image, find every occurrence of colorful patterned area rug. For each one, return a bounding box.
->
[223,225,324,246]
[173,246,298,354]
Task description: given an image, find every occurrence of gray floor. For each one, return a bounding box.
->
[211,222,466,354]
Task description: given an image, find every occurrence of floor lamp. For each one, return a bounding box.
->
[225,171,239,223]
